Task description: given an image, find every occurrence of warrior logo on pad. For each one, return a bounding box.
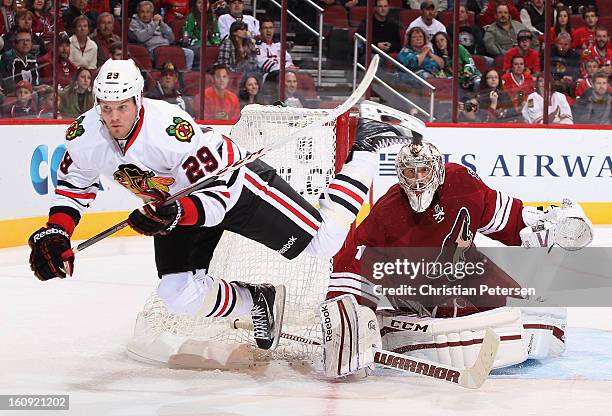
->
[166,117,195,143]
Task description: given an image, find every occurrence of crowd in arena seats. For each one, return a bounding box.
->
[0,0,609,124]
[343,0,609,124]
[0,0,322,120]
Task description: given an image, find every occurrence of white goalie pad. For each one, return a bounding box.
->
[320,295,382,378]
[521,198,594,251]
[520,307,567,359]
[359,100,426,138]
[379,307,527,369]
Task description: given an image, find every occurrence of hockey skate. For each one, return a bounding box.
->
[237,283,286,350]
[351,118,415,153]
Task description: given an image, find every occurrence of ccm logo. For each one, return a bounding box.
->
[390,319,429,332]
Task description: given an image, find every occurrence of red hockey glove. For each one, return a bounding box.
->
[127,201,183,236]
[28,225,74,281]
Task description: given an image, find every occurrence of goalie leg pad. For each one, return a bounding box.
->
[320,295,382,378]
[520,307,567,359]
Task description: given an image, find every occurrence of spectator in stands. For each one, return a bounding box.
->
[446,5,487,57]
[218,0,259,41]
[483,3,530,58]
[457,96,487,122]
[36,83,55,118]
[548,5,574,44]
[407,0,446,42]
[3,79,36,117]
[87,0,110,14]
[572,4,598,50]
[62,0,97,36]
[0,0,16,36]
[129,0,194,70]
[217,20,258,73]
[581,26,612,77]
[522,74,573,124]
[109,41,122,59]
[565,1,598,15]
[91,12,120,67]
[502,55,535,109]
[398,26,444,80]
[520,0,545,35]
[69,15,97,69]
[548,32,580,96]
[0,28,40,93]
[145,61,193,113]
[573,71,612,124]
[432,31,481,90]
[2,9,47,56]
[183,0,221,49]
[28,0,61,48]
[408,0,446,11]
[256,16,298,84]
[40,33,75,87]
[477,68,520,121]
[160,0,190,24]
[59,66,94,117]
[575,57,601,97]
[284,70,306,108]
[479,0,520,28]
[238,72,264,107]
[203,63,240,120]
[503,29,540,75]
[356,0,401,55]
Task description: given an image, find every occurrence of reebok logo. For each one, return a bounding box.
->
[33,227,69,243]
[278,236,297,255]
[320,304,333,342]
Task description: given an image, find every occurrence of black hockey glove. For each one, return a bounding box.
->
[28,225,74,281]
[127,201,183,236]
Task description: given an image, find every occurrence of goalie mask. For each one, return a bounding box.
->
[395,137,445,212]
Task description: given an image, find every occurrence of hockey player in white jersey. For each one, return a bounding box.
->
[28,59,410,350]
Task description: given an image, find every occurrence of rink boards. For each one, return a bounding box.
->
[1,121,611,248]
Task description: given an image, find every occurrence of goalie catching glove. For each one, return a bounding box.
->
[320,295,382,378]
[28,225,74,281]
[128,200,183,236]
[520,198,593,251]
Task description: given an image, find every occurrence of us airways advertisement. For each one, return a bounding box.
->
[0,122,610,248]
[373,126,612,204]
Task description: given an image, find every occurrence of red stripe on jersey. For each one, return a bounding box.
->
[124,106,146,154]
[220,191,230,199]
[244,173,319,233]
[55,189,97,199]
[223,135,235,165]
[214,280,231,317]
[329,183,364,205]
[178,197,198,225]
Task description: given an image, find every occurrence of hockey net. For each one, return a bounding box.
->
[128,104,356,368]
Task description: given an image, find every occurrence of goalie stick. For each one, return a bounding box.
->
[232,319,499,389]
[64,55,380,259]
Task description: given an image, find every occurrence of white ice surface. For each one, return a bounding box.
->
[1,228,612,416]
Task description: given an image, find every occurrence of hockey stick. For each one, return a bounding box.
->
[232,319,499,389]
[67,55,380,257]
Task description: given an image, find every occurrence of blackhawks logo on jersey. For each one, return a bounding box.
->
[65,115,85,141]
[166,117,195,143]
[113,164,175,203]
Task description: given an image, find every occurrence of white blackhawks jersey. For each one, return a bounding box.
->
[255,40,293,73]
[52,98,247,227]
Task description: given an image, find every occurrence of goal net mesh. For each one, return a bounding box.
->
[131,105,349,365]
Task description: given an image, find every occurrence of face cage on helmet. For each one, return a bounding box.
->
[396,151,444,212]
